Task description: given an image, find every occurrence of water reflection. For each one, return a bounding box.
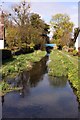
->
[12,56,48,97]
[49,76,67,88]
[2,56,80,118]
[29,56,48,87]
[17,71,30,97]
[1,96,4,106]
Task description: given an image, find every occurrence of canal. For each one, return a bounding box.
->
[2,56,80,118]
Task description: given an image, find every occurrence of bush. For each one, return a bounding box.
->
[68,48,74,52]
[57,45,62,50]
[72,50,78,56]
[78,47,80,56]
[62,46,68,52]
[34,44,41,50]
[14,47,34,55]
[78,51,80,57]
[2,49,12,60]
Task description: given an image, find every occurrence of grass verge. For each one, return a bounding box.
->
[48,50,80,102]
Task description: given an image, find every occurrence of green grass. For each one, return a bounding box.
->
[0,81,22,96]
[1,50,46,79]
[48,50,80,102]
[48,51,68,77]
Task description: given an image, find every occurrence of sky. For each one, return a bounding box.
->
[0,0,79,2]
[31,2,78,26]
[0,0,79,38]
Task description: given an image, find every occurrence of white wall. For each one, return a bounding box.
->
[0,40,4,49]
[75,2,80,51]
[75,33,80,51]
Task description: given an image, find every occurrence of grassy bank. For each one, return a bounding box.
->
[0,81,22,96]
[1,50,46,79]
[48,50,80,102]
[0,50,46,95]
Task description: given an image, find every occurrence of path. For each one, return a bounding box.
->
[59,51,79,67]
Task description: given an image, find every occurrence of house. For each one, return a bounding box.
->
[0,11,4,49]
[75,32,80,51]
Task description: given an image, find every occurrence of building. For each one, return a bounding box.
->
[0,11,4,49]
[74,30,80,51]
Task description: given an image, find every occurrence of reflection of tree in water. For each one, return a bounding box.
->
[16,56,48,96]
[49,76,67,88]
[78,103,80,112]
[3,56,48,97]
[29,56,48,87]
[15,71,30,97]
[2,96,4,106]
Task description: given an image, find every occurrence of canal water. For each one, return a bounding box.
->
[2,56,80,118]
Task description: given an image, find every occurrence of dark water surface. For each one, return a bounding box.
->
[2,57,80,118]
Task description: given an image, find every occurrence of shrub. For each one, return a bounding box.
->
[57,45,62,50]
[78,47,80,52]
[78,47,80,56]
[78,51,80,57]
[14,47,34,55]
[62,46,68,52]
[72,50,78,56]
[68,48,74,52]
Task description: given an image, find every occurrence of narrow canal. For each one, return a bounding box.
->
[2,56,80,118]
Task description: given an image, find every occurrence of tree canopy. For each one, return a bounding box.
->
[5,1,50,50]
[50,13,74,47]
